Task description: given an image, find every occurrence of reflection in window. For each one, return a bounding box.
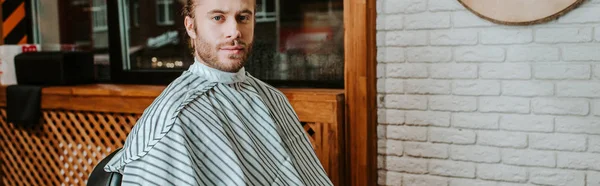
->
[256,0,277,23]
[92,0,108,32]
[132,2,140,27]
[35,0,111,80]
[156,0,174,26]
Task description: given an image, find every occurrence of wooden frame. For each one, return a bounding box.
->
[344,0,377,185]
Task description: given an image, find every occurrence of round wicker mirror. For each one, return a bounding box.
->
[458,0,584,25]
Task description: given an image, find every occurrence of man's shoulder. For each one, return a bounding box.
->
[246,74,286,98]
[153,72,195,104]
[145,72,211,115]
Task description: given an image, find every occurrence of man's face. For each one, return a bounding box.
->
[185,0,255,72]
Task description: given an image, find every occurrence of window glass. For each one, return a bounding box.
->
[35,0,111,80]
[119,0,344,84]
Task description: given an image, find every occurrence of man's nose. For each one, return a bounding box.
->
[225,20,242,40]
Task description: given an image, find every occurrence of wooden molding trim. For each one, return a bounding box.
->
[0,85,344,124]
[344,0,378,185]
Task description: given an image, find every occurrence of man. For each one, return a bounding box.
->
[103,0,333,185]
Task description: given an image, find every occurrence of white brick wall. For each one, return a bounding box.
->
[594,99,600,116]
[386,63,427,78]
[429,160,475,178]
[404,12,451,29]
[529,168,585,186]
[403,174,448,186]
[450,178,503,186]
[596,26,600,41]
[556,116,600,134]
[405,79,451,94]
[406,47,453,62]
[477,164,528,182]
[428,0,464,11]
[405,111,450,126]
[535,27,593,43]
[532,98,589,115]
[481,28,533,44]
[383,0,426,14]
[386,31,427,46]
[477,131,527,148]
[452,11,494,28]
[455,47,505,62]
[558,6,600,23]
[379,171,403,186]
[589,171,600,186]
[385,95,428,110]
[430,64,477,79]
[449,145,501,163]
[557,82,600,97]
[480,64,531,80]
[557,152,600,170]
[452,80,501,96]
[404,142,449,159]
[529,133,587,151]
[533,64,590,80]
[430,29,478,46]
[452,113,499,129]
[595,64,600,79]
[377,0,600,185]
[429,128,476,144]
[506,47,560,62]
[479,96,530,113]
[588,135,600,153]
[563,45,600,61]
[502,81,554,97]
[502,149,556,167]
[499,115,554,132]
[386,156,429,174]
[387,126,428,141]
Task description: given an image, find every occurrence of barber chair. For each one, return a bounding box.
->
[87,148,122,186]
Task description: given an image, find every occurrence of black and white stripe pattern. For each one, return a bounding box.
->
[104,62,332,186]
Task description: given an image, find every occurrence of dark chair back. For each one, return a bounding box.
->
[87,148,122,186]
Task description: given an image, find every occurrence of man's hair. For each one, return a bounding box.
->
[182,0,195,18]
[182,0,196,55]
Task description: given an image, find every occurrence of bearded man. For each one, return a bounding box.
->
[103,0,333,185]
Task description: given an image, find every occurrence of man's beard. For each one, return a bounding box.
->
[194,36,252,73]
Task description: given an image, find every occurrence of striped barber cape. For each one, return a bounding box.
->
[104,59,333,186]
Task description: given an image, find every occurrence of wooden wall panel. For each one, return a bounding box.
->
[344,0,378,185]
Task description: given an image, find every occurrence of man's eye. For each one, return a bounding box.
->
[238,15,251,21]
[212,16,223,21]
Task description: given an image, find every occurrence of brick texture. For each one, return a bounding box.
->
[377,1,599,185]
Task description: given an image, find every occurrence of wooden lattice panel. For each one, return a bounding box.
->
[0,109,138,186]
[0,109,328,186]
[302,122,328,172]
[302,122,319,149]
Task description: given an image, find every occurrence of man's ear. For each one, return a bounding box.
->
[184,16,197,39]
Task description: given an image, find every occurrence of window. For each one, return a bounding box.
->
[34,0,111,80]
[107,0,344,87]
[91,0,108,32]
[255,0,277,23]
[156,0,174,26]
